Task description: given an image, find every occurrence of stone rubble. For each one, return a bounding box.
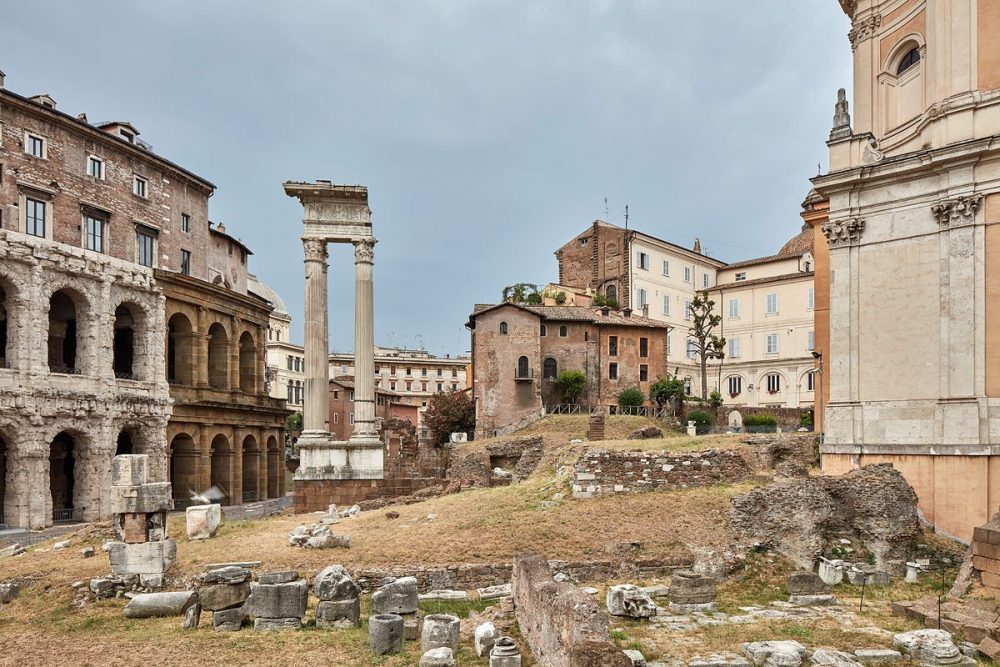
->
[851,649,902,664]
[246,572,308,631]
[475,620,499,657]
[742,640,810,667]
[369,613,405,655]
[420,647,457,667]
[196,564,253,631]
[478,583,512,600]
[607,584,658,618]
[669,570,718,612]
[892,629,976,666]
[371,576,419,615]
[0,543,25,558]
[0,581,21,603]
[787,571,836,606]
[122,591,199,619]
[421,613,461,652]
[625,648,649,665]
[489,636,523,667]
[185,503,223,540]
[809,649,862,667]
[313,565,361,628]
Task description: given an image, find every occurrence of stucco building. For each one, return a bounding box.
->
[249,274,305,410]
[0,75,286,527]
[813,0,1000,541]
[466,303,670,438]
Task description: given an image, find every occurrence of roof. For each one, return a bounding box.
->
[556,220,727,268]
[710,271,814,291]
[247,274,289,317]
[329,375,401,398]
[210,223,254,255]
[469,303,671,329]
[777,224,814,257]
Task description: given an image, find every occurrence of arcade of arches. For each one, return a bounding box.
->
[168,429,285,506]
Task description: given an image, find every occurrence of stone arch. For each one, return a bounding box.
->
[0,273,18,369]
[606,284,617,302]
[266,435,281,499]
[208,322,229,390]
[48,287,89,375]
[880,35,926,132]
[238,331,256,393]
[115,430,134,456]
[0,431,7,524]
[167,312,195,385]
[49,430,80,522]
[728,410,744,430]
[169,433,198,504]
[210,434,233,504]
[111,298,155,381]
[757,369,788,399]
[241,435,259,503]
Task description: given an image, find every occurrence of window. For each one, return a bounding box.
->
[897,47,920,75]
[807,287,815,310]
[391,365,397,375]
[26,133,45,158]
[703,273,709,288]
[637,288,647,308]
[766,334,779,354]
[662,295,670,316]
[406,367,412,375]
[421,367,427,377]
[639,364,648,382]
[517,356,529,378]
[729,298,740,319]
[295,382,302,404]
[406,381,412,390]
[452,383,458,391]
[729,338,740,359]
[807,371,815,392]
[543,357,557,379]
[684,267,692,282]
[451,368,457,377]
[808,330,815,351]
[687,339,697,359]
[333,413,339,423]
[667,333,672,356]
[559,325,568,337]
[637,251,649,270]
[606,285,617,302]
[766,293,778,314]
[180,250,192,275]
[609,362,618,380]
[136,229,156,267]
[437,368,442,376]
[684,377,692,395]
[608,336,618,357]
[349,390,355,402]
[735,272,747,282]
[580,237,588,246]
[539,324,546,339]
[684,300,692,320]
[390,382,397,391]
[662,260,670,276]
[437,382,443,392]
[499,322,508,335]
[87,156,104,179]
[133,175,148,198]
[181,213,191,233]
[728,376,742,396]
[84,215,105,252]
[287,382,293,402]
[766,373,781,394]
[25,198,46,237]
[333,390,339,400]
[639,337,648,358]
[349,414,355,425]
[120,128,135,143]
[287,355,293,370]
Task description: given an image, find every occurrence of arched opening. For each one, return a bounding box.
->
[210,434,232,505]
[543,357,557,380]
[897,46,920,74]
[0,434,6,522]
[266,436,281,499]
[0,282,10,369]
[115,430,134,456]
[167,313,194,385]
[241,435,258,503]
[113,304,137,379]
[169,434,198,504]
[606,284,617,301]
[49,431,77,522]
[882,39,924,130]
[48,290,81,374]
[499,322,508,335]
[208,323,229,390]
[517,356,529,379]
[239,332,256,393]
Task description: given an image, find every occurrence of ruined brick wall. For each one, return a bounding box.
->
[716,406,814,432]
[512,554,631,667]
[572,448,751,498]
[447,434,544,487]
[555,225,596,289]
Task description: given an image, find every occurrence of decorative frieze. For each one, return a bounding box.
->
[822,218,866,247]
[848,14,881,51]
[931,195,983,227]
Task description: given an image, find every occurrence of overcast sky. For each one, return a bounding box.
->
[5,1,852,356]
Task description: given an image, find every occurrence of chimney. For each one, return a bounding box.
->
[642,304,649,319]
[622,308,632,318]
[693,238,702,254]
[216,222,226,233]
[601,307,610,317]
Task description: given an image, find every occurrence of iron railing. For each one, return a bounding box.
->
[50,365,81,375]
[546,404,673,419]
[115,371,138,380]
[52,507,82,523]
[242,490,258,504]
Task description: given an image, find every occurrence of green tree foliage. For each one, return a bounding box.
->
[501,283,542,305]
[708,390,723,408]
[618,387,645,408]
[555,370,587,403]
[686,410,713,434]
[649,375,685,408]
[424,390,476,445]
[285,411,303,432]
[688,292,726,399]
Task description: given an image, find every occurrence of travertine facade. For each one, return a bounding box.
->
[815,0,1000,541]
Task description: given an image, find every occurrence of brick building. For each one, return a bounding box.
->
[327,376,417,442]
[0,75,287,527]
[466,304,670,437]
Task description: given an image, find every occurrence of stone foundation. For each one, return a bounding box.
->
[573,448,751,498]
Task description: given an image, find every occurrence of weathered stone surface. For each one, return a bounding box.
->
[419,589,469,601]
[107,539,176,577]
[607,584,657,618]
[202,566,251,585]
[742,640,809,667]
[213,605,245,631]
[257,571,298,585]
[847,567,890,587]
[476,621,499,657]
[369,613,405,655]
[199,582,250,611]
[574,449,751,499]
[421,613,460,652]
[185,504,222,540]
[112,455,149,486]
[490,636,523,667]
[305,534,351,549]
[371,576,419,614]
[404,615,420,641]
[81,547,95,558]
[976,637,1000,661]
[246,580,308,619]
[111,482,173,515]
[0,582,21,603]
[669,571,718,605]
[852,649,902,664]
[624,648,647,666]
[90,577,123,599]
[787,572,829,596]
[689,653,752,667]
[893,629,973,666]
[628,426,663,440]
[254,617,301,631]
[810,649,862,667]
[420,647,457,667]
[0,543,25,558]
[478,583,512,600]
[123,591,199,618]
[818,559,846,585]
[182,602,202,630]
[788,594,836,606]
[315,599,360,628]
[312,565,359,601]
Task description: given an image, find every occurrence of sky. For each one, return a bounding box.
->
[3,1,852,357]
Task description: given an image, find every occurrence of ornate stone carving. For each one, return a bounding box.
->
[863,136,885,164]
[822,218,866,247]
[829,88,852,142]
[302,238,328,262]
[353,238,376,264]
[931,195,983,227]
[848,14,881,50]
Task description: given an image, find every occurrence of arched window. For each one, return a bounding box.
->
[239,331,256,393]
[207,323,229,390]
[499,322,508,335]
[0,281,11,369]
[540,324,547,337]
[606,285,617,301]
[49,290,81,374]
[683,377,692,395]
[559,325,568,337]
[517,356,529,379]
[113,304,137,379]
[543,357,557,379]
[897,47,920,74]
[766,373,782,394]
[167,313,194,385]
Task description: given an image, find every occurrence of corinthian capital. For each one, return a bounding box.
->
[822,218,866,247]
[931,194,983,227]
[302,238,328,262]
[353,238,376,264]
[848,13,881,50]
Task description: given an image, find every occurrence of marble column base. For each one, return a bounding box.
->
[294,438,384,481]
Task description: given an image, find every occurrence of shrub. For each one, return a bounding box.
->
[555,370,587,404]
[708,390,723,408]
[744,413,778,433]
[593,293,607,307]
[606,297,620,309]
[554,291,567,305]
[650,376,685,408]
[424,390,476,445]
[618,387,645,408]
[800,410,814,430]
[687,410,713,435]
[285,411,303,432]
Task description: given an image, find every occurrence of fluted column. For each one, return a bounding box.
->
[350,238,379,443]
[302,239,330,436]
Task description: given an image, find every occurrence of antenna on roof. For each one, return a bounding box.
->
[604,197,609,222]
[624,204,629,230]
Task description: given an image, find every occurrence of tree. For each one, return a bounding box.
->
[688,292,726,400]
[650,375,685,409]
[708,390,723,408]
[618,387,645,408]
[424,390,476,445]
[555,370,587,404]
[501,283,542,305]
[285,411,303,432]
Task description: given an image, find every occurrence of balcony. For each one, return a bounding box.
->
[514,367,534,383]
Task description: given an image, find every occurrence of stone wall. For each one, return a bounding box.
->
[714,406,813,432]
[512,554,630,667]
[572,448,751,499]
[448,434,544,488]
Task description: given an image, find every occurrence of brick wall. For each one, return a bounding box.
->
[473,305,542,437]
[572,448,751,498]
[714,406,813,431]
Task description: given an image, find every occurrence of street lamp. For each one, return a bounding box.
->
[811,350,824,442]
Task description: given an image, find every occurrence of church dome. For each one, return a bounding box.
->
[778,224,814,257]
[248,274,290,318]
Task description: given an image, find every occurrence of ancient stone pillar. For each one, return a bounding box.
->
[302,239,331,438]
[350,238,378,443]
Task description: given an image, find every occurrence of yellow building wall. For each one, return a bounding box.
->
[980,0,1000,92]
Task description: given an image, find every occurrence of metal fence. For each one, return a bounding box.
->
[52,507,82,524]
[222,496,293,521]
[545,404,674,419]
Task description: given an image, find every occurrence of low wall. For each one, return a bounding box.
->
[715,406,812,431]
[572,448,751,499]
[448,435,544,488]
[512,554,630,667]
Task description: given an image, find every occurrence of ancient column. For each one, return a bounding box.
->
[350,238,379,444]
[301,238,331,440]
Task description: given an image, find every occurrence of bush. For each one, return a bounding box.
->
[554,291,567,305]
[424,390,476,445]
[617,387,645,408]
[800,410,814,430]
[687,410,713,435]
[650,376,685,408]
[555,370,587,403]
[285,411,303,432]
[744,413,778,433]
[708,390,723,408]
